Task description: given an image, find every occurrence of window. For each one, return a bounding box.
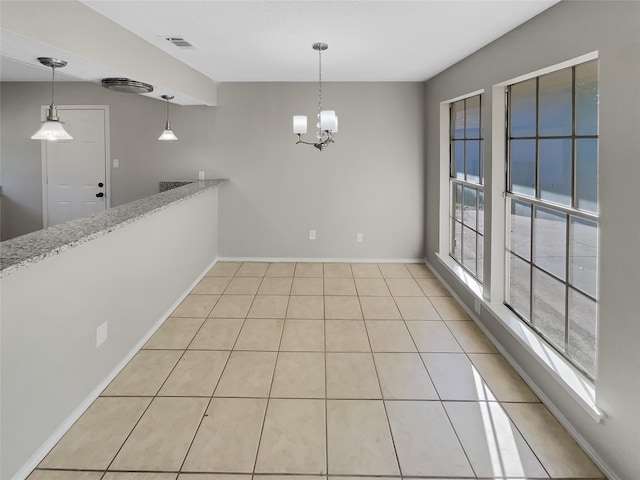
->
[505,60,599,379]
[450,95,484,282]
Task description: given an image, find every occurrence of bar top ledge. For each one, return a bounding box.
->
[0,179,228,278]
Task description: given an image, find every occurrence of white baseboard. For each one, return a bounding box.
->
[423,259,620,480]
[11,257,219,480]
[218,256,425,264]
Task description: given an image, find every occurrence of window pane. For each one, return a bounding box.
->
[532,268,566,352]
[462,186,477,228]
[575,60,598,136]
[510,139,536,196]
[539,139,572,206]
[539,69,573,136]
[477,234,484,283]
[451,101,465,139]
[568,289,597,378]
[462,225,477,276]
[465,95,480,139]
[570,217,598,298]
[453,220,462,261]
[454,183,462,221]
[453,140,465,179]
[510,200,531,260]
[510,79,536,137]
[533,207,567,280]
[508,254,530,321]
[576,139,598,213]
[466,140,480,183]
[477,189,484,235]
[480,140,484,185]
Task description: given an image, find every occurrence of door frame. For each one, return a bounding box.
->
[41,105,111,228]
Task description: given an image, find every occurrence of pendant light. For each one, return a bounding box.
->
[293,43,338,151]
[31,57,73,141]
[158,95,178,141]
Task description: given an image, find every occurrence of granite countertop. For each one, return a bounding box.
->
[0,179,228,277]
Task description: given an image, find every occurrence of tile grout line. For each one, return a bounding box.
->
[178,261,257,474]
[99,304,218,473]
[323,266,330,478]
[383,267,479,478]
[357,284,403,477]
[251,276,289,477]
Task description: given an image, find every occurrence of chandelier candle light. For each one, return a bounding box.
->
[31,57,73,141]
[293,42,338,151]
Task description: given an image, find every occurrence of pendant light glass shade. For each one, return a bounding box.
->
[31,119,74,141]
[31,58,73,141]
[158,126,178,141]
[159,95,178,141]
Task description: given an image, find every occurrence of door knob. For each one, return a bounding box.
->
[96,192,104,198]
[98,182,104,187]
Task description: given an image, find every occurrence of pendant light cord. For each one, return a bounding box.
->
[50,64,56,107]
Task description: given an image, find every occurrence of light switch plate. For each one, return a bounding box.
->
[96,321,108,348]
[112,159,119,168]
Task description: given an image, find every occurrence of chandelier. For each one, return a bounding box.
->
[293,43,338,151]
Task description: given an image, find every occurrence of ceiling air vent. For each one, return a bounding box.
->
[165,37,195,49]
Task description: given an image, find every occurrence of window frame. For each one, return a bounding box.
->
[436,53,604,421]
[504,60,600,380]
[448,94,485,283]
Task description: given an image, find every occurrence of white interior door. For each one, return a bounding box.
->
[43,107,109,227]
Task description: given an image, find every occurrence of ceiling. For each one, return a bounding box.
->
[1,0,558,87]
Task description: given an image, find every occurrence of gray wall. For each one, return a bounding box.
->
[0,81,425,260]
[1,188,218,480]
[423,2,639,479]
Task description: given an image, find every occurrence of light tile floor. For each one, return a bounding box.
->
[31,262,604,480]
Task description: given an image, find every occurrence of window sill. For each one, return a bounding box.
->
[435,253,483,299]
[433,252,605,424]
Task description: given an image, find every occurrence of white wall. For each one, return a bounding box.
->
[0,188,219,480]
[0,81,424,260]
[423,2,640,479]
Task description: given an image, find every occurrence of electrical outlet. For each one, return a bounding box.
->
[356,232,363,243]
[96,321,108,348]
[198,170,205,180]
[112,159,119,168]
[309,229,316,240]
[474,298,481,314]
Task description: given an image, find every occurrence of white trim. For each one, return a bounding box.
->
[10,256,218,480]
[489,84,507,303]
[444,88,485,104]
[41,105,111,228]
[438,101,450,258]
[218,257,425,264]
[438,90,487,287]
[495,50,599,87]
[436,252,483,299]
